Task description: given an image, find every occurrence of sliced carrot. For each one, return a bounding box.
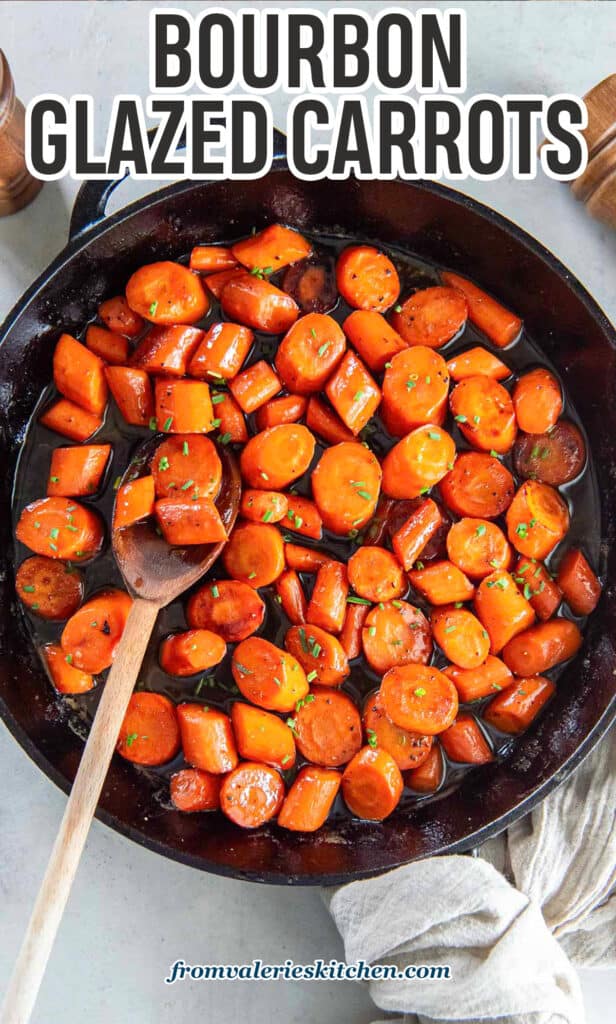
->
[439,714,493,764]
[125,261,209,324]
[46,445,110,498]
[506,481,570,561]
[405,744,443,793]
[473,570,536,654]
[285,623,350,686]
[104,366,154,427]
[43,642,94,694]
[240,489,288,524]
[53,333,107,415]
[387,497,452,562]
[342,747,403,820]
[177,703,238,773]
[228,360,282,414]
[293,686,362,766]
[347,545,405,603]
[117,693,180,766]
[255,393,307,431]
[336,246,400,312]
[443,655,513,703]
[441,272,522,348]
[170,768,221,812]
[380,663,459,735]
[556,549,601,616]
[155,497,227,546]
[431,606,490,669]
[231,702,296,770]
[339,602,370,659]
[232,224,312,271]
[231,636,309,712]
[364,495,397,546]
[113,476,156,530]
[284,543,330,573]
[408,560,474,605]
[306,561,349,633]
[221,274,299,334]
[284,495,322,540]
[513,557,562,621]
[130,325,204,377]
[61,589,133,672]
[98,295,144,337]
[502,619,583,676]
[187,579,265,641]
[282,254,337,314]
[513,368,562,434]
[151,434,221,500]
[220,762,285,828]
[39,399,103,442]
[189,245,238,273]
[483,676,556,734]
[312,442,382,535]
[381,346,450,436]
[450,376,517,453]
[277,766,341,831]
[440,451,514,519]
[159,629,226,676]
[275,569,308,625]
[325,350,381,435]
[16,556,84,620]
[154,378,215,435]
[85,324,129,365]
[240,424,315,490]
[391,498,443,571]
[305,396,356,445]
[275,313,346,394]
[363,690,433,770]
[446,518,512,579]
[203,268,246,299]
[361,600,432,675]
[212,391,248,443]
[16,497,104,561]
[382,425,456,499]
[513,420,586,486]
[391,286,467,348]
[343,310,407,372]
[446,346,510,381]
[188,321,253,381]
[223,521,285,587]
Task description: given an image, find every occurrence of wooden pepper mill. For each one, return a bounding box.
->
[0,49,43,216]
[570,73,616,229]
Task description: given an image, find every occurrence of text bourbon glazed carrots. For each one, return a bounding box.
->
[13,221,602,832]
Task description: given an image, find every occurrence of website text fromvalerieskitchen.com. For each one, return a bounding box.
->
[164,958,452,983]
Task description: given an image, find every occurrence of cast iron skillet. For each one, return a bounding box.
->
[1,132,615,884]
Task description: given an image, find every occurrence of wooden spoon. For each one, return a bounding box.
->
[2,439,240,1024]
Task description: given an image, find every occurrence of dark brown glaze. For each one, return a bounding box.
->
[513,420,586,485]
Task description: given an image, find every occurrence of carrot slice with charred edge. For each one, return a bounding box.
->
[43,643,94,694]
[16,497,104,562]
[441,272,522,348]
[340,602,369,660]
[240,424,315,491]
[506,480,570,561]
[474,570,537,654]
[118,694,179,765]
[39,399,103,442]
[104,366,154,427]
[305,396,356,445]
[312,442,382,536]
[47,445,111,498]
[293,686,362,767]
[53,333,108,415]
[443,655,513,703]
[382,425,456,499]
[213,391,248,443]
[502,619,583,677]
[177,703,238,773]
[284,495,323,540]
[220,762,285,829]
[275,569,308,625]
[113,476,156,531]
[203,267,246,299]
[187,579,265,642]
[151,435,222,500]
[483,676,556,734]
[283,255,338,314]
[450,376,517,454]
[255,394,307,431]
[231,637,309,712]
[285,623,350,687]
[388,498,452,562]
[391,286,468,348]
[284,543,329,573]
[336,246,400,312]
[431,606,490,669]
[229,360,281,413]
[513,368,562,435]
[85,325,129,365]
[155,379,215,435]
[170,768,221,812]
[408,560,475,605]
[223,521,285,587]
[155,497,227,546]
[514,557,562,621]
[130,325,204,377]
[125,261,209,324]
[361,601,432,675]
[159,629,226,676]
[392,498,442,571]
[306,561,349,633]
[16,557,84,620]
[275,313,346,394]
[556,549,601,616]
[343,310,407,372]
[380,664,459,735]
[278,766,341,831]
[188,322,253,381]
[347,546,405,603]
[446,518,513,579]
[405,743,443,793]
[231,703,296,770]
[221,274,299,334]
[98,295,144,337]
[513,421,586,487]
[446,346,510,382]
[439,714,493,764]
[240,489,288,524]
[61,589,133,673]
[232,223,312,271]
[342,747,403,820]
[325,350,381,435]
[440,451,514,520]
[189,245,239,273]
[381,346,450,437]
[363,690,433,771]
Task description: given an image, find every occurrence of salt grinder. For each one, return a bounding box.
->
[0,49,43,216]
[570,73,616,230]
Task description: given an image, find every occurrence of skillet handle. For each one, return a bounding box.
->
[68,125,288,240]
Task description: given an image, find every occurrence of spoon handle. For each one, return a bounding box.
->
[1,597,160,1024]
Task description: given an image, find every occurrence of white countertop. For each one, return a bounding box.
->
[1,3,614,1021]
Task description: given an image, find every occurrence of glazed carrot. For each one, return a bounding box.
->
[220,762,285,829]
[292,686,362,766]
[85,325,129,365]
[505,480,570,560]
[255,393,307,431]
[39,399,103,442]
[231,637,309,712]
[155,497,227,546]
[240,424,315,490]
[556,549,601,615]
[446,518,513,579]
[381,346,450,436]
[441,272,522,348]
[16,556,84,620]
[363,690,433,770]
[382,425,456,499]
[130,324,204,377]
[189,322,253,381]
[240,489,288,524]
[202,267,245,299]
[446,346,510,382]
[513,556,562,621]
[98,295,144,337]
[364,495,397,546]
[325,350,381,435]
[47,445,110,498]
[450,376,517,453]
[443,655,513,703]
[229,360,281,414]
[439,715,493,764]
[212,391,248,443]
[223,521,285,587]
[151,434,222,500]
[117,693,180,765]
[405,744,443,793]
[43,643,94,694]
[61,589,133,672]
[391,286,467,348]
[113,476,156,530]
[306,561,349,633]
[336,246,400,312]
[285,623,350,686]
[513,420,586,486]
[155,378,215,434]
[391,498,443,571]
[283,254,337,314]
[440,451,514,519]
[125,261,209,324]
[343,310,406,372]
[275,570,308,625]
[159,629,226,676]
[221,274,299,333]
[502,619,583,676]
[483,675,556,734]
[16,497,104,561]
[232,223,312,271]
[312,442,382,535]
[277,766,341,832]
[170,768,221,812]
[284,495,323,540]
[187,579,265,642]
[388,497,452,562]
[347,545,405,602]
[512,368,562,434]
[53,333,108,415]
[408,560,475,605]
[275,312,346,394]
[339,602,370,659]
[431,606,490,669]
[305,396,356,445]
[342,747,403,820]
[177,703,238,773]
[104,366,154,427]
[284,543,330,573]
[231,702,296,770]
[189,245,238,272]
[474,570,536,654]
[361,600,432,674]
[380,663,459,735]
